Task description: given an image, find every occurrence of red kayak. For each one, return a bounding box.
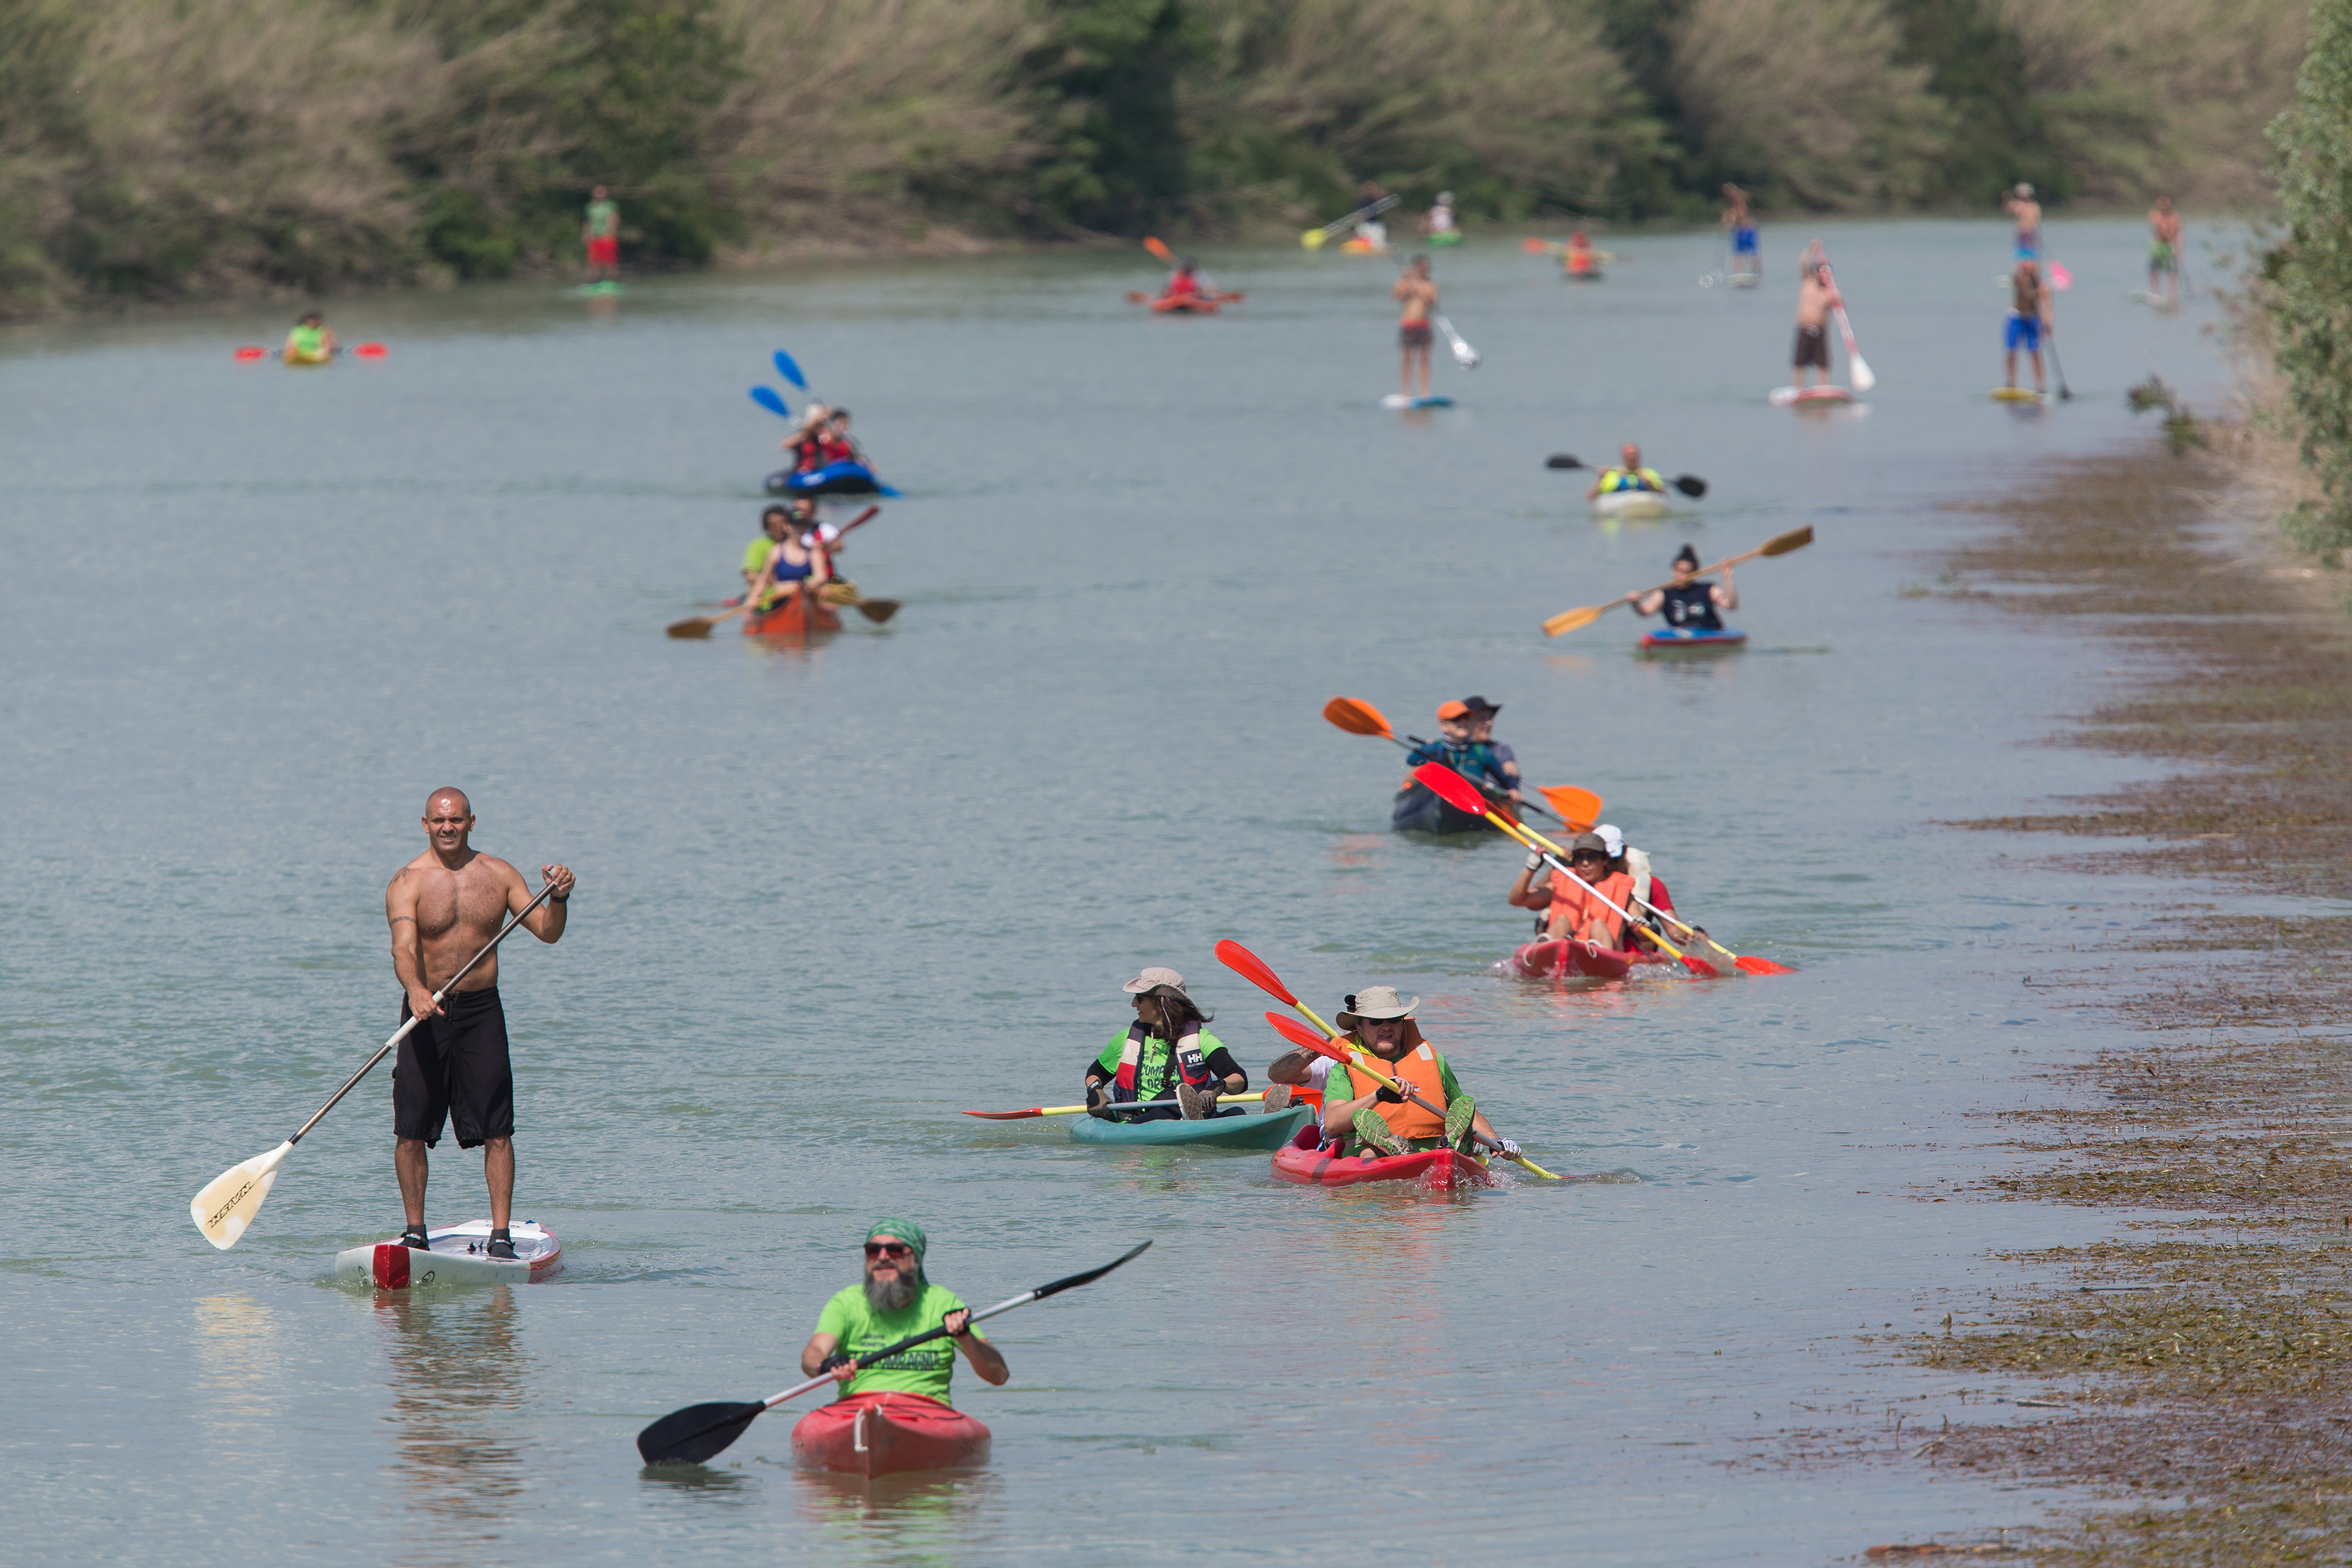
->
[1509,939,1668,980]
[743,593,842,637]
[1126,290,1245,313]
[1272,1143,1494,1190]
[791,1391,990,1477]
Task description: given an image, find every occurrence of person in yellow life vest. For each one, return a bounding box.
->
[1586,443,1664,502]
[1505,830,1637,949]
[1320,986,1514,1161]
[283,311,337,365]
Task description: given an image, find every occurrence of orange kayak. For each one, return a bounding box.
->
[743,593,842,637]
[791,1391,990,1477]
[1509,939,1669,980]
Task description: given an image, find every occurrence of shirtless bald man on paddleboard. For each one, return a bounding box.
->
[386,788,574,1259]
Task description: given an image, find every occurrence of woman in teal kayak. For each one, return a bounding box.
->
[1084,968,1247,1121]
[1628,544,1737,631]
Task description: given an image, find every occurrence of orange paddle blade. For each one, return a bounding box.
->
[1413,761,1491,816]
[1542,603,1609,638]
[1735,954,1794,976]
[351,343,388,358]
[232,345,268,361]
[1265,1012,1344,1058]
[1322,696,1393,738]
[1215,939,1297,1006]
[1520,237,1553,253]
[1143,236,1174,263]
[1537,785,1601,829]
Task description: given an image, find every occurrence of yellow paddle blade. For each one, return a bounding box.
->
[1761,524,1816,557]
[190,1140,292,1249]
[1301,230,1327,250]
[1536,785,1601,828]
[1322,696,1391,738]
[1541,603,1607,638]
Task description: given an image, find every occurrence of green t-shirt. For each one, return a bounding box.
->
[815,1282,975,1404]
[585,198,619,239]
[743,536,775,577]
[1093,1028,1227,1102]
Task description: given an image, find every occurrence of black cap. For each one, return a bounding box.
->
[1458,694,1501,715]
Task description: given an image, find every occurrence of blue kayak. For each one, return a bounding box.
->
[1639,625,1747,653]
[1068,1107,1310,1149]
[764,460,900,498]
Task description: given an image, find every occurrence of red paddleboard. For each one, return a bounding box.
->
[1768,386,1853,407]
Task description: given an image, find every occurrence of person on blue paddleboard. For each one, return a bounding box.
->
[1721,184,1760,277]
[1393,254,1438,402]
[384,788,574,1259]
[1316,986,1513,1161]
[2005,259,2054,397]
[803,1221,1008,1404]
[1401,697,1523,811]
[1588,443,1666,503]
[1627,544,1737,633]
[1084,969,1249,1122]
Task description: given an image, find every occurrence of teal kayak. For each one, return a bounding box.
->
[1069,1107,1310,1150]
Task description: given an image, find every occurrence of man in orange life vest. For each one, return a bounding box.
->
[1506,830,1635,948]
[1319,986,1514,1161]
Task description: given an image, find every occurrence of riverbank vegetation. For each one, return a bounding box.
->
[0,0,2310,317]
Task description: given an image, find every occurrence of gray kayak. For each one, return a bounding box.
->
[1069,1106,1311,1150]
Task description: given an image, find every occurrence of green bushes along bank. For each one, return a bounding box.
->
[0,0,2312,317]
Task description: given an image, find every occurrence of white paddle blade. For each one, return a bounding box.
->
[191,1140,292,1249]
[1849,356,1876,392]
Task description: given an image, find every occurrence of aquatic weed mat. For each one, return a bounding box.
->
[1871,446,2352,1566]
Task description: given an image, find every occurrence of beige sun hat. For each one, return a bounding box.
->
[1122,967,1211,1019]
[1334,985,1419,1028]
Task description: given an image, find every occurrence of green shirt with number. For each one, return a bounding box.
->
[585,198,619,240]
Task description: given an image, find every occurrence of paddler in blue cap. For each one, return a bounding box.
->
[1083,967,1249,1121]
[801,1220,1008,1404]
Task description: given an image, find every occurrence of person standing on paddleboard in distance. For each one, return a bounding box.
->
[1588,442,1666,501]
[386,789,573,1259]
[2005,258,2054,396]
[802,1221,1008,1406]
[1318,988,1512,1161]
[1721,184,1759,278]
[2148,195,2183,307]
[1083,969,1248,1122]
[1393,254,1438,402]
[1628,544,1738,631]
[1791,242,1840,394]
[2002,183,2042,262]
[1421,191,1458,239]
[583,185,619,283]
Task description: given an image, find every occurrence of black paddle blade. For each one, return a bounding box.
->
[1032,1239,1152,1302]
[1675,475,1707,498]
[1545,454,1583,469]
[637,1399,766,1466]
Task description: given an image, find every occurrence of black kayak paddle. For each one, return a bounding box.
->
[1545,453,1706,497]
[635,1241,1152,1466]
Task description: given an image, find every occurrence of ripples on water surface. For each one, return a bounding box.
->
[1,218,2238,1563]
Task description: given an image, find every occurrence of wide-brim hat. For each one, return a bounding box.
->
[1334,984,1419,1028]
[1123,967,1210,1020]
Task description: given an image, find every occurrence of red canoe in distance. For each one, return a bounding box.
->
[791,1392,990,1478]
[743,593,842,637]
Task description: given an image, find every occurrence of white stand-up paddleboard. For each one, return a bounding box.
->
[1592,489,1671,518]
[1768,386,1853,408]
[1381,393,1454,410]
[335,1218,562,1290]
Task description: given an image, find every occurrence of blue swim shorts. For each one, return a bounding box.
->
[2004,312,2041,353]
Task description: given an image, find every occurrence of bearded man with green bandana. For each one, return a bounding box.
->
[799,1219,1008,1407]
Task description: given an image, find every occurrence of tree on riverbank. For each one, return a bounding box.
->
[0,0,2313,318]
[2266,0,2352,566]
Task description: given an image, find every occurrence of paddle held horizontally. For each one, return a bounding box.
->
[1541,525,1813,638]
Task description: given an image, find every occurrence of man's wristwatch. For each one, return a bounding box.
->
[550,892,569,903]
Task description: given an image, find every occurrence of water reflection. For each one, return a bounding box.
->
[194,1293,281,1438]
[789,1464,1000,1563]
[371,1289,531,1523]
